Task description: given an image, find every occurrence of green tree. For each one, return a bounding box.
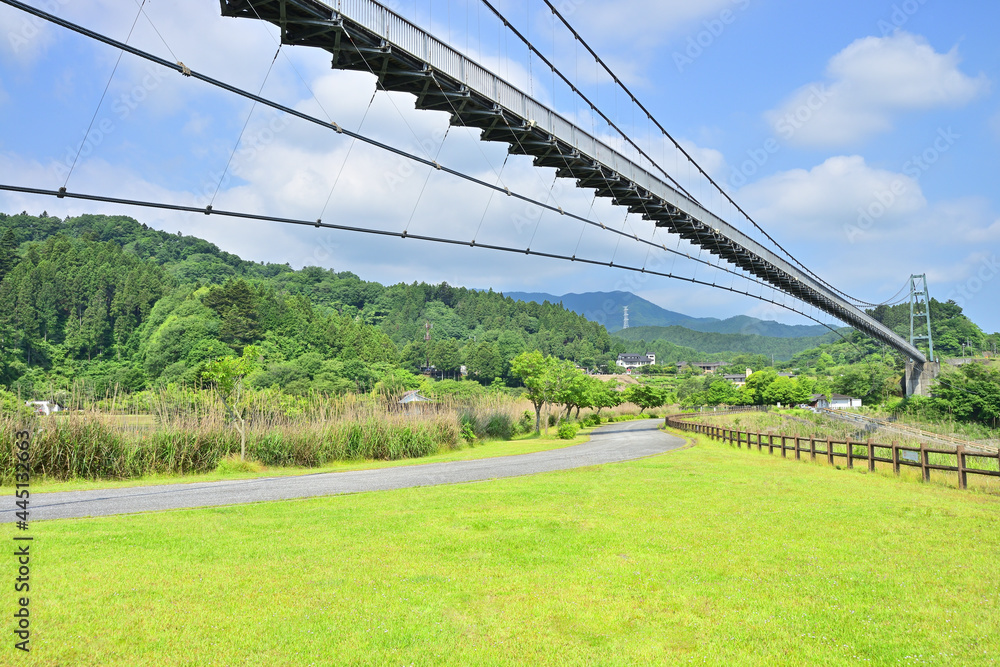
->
[589,377,622,415]
[510,350,557,434]
[933,363,1000,427]
[622,384,670,414]
[203,345,262,460]
[0,228,18,284]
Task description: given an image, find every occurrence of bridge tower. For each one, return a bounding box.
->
[908,274,934,362]
[904,274,939,396]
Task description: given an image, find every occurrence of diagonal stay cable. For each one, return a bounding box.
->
[62,0,147,188]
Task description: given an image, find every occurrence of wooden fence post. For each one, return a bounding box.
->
[957,446,967,490]
[891,441,900,476]
[768,434,774,455]
[867,438,875,472]
[756,432,762,452]
[826,437,833,466]
[920,444,930,483]
[794,436,801,460]
[846,437,853,469]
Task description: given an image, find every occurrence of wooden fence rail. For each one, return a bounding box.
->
[665,414,1000,491]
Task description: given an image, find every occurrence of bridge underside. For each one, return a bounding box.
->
[219,0,926,364]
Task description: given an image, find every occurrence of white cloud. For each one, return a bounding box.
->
[0,3,60,64]
[766,32,989,147]
[736,155,925,238]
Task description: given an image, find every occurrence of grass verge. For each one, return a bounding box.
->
[7,429,999,665]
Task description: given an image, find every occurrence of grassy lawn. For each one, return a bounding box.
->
[7,429,999,665]
[1,428,594,495]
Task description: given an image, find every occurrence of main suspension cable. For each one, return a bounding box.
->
[2,0,778,296]
[0,181,856,347]
[539,0,878,309]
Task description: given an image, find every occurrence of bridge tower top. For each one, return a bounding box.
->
[909,274,935,363]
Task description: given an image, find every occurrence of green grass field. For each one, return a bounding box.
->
[7,429,999,665]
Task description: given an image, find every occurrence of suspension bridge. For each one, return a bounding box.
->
[1,0,938,393]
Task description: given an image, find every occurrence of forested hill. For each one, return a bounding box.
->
[614,326,843,361]
[0,212,617,396]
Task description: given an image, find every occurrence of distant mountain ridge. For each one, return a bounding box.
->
[504,291,834,338]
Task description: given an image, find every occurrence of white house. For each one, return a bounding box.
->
[25,400,64,416]
[616,353,656,372]
[810,394,862,409]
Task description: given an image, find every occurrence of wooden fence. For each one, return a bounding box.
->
[665,414,1000,491]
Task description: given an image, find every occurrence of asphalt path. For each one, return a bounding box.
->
[5,418,685,522]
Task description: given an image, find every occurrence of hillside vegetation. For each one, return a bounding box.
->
[614,325,842,359]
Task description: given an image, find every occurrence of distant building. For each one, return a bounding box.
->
[617,353,656,372]
[677,361,726,374]
[399,390,433,415]
[25,401,63,416]
[723,373,748,387]
[809,394,862,409]
[399,390,432,405]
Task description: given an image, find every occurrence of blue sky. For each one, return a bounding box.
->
[0,0,997,333]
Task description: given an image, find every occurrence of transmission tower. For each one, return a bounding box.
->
[623,306,629,330]
[908,274,934,362]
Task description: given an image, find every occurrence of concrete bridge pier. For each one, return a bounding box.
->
[904,360,940,397]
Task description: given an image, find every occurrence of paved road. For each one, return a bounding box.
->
[4,419,685,522]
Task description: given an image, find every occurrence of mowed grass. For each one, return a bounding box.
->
[9,431,1000,666]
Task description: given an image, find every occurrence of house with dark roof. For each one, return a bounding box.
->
[616,353,656,372]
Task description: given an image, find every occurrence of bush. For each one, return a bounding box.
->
[216,454,264,474]
[548,413,558,427]
[483,413,514,440]
[557,422,579,440]
[518,410,534,433]
[583,413,602,427]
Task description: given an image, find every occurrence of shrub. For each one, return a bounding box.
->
[548,413,558,427]
[483,413,514,440]
[460,421,477,444]
[518,410,534,433]
[557,422,579,440]
[216,454,264,474]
